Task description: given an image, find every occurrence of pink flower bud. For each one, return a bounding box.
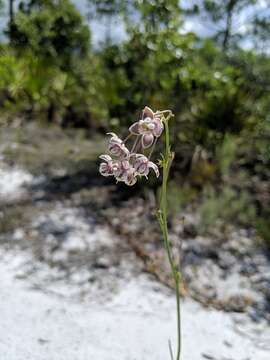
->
[142,133,154,149]
[152,117,163,137]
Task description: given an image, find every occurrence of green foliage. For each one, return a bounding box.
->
[256,218,270,249]
[0,48,108,125]
[132,0,182,32]
[11,0,90,70]
[216,133,237,177]
[167,182,197,217]
[0,0,109,125]
[199,186,256,233]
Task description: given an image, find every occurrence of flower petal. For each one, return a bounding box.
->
[106,132,118,138]
[99,163,112,176]
[99,154,112,162]
[108,144,121,156]
[125,178,137,186]
[121,146,130,159]
[148,161,160,177]
[125,174,137,186]
[121,160,130,170]
[129,122,140,135]
[142,133,154,149]
[153,118,164,137]
[138,163,149,175]
[142,106,154,119]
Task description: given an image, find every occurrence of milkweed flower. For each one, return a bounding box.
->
[99,155,115,177]
[107,132,130,158]
[132,154,159,178]
[123,167,137,186]
[129,106,164,148]
[113,160,130,181]
[99,106,164,186]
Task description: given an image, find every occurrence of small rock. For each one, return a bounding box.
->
[223,340,233,348]
[202,353,216,360]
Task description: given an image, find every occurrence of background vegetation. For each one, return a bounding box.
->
[0,0,269,243]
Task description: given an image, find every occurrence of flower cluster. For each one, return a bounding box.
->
[99,106,163,186]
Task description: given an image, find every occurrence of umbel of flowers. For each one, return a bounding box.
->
[99,106,163,185]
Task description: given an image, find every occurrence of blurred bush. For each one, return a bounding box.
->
[10,0,90,68]
[0,47,108,127]
[199,186,256,234]
[256,218,270,249]
[0,0,108,126]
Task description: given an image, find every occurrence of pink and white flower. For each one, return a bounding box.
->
[129,107,164,149]
[124,167,137,186]
[132,154,159,178]
[99,155,116,177]
[113,160,130,181]
[107,132,130,158]
[112,160,137,186]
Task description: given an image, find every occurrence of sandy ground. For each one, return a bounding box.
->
[0,245,269,360]
[0,162,269,360]
[0,248,269,360]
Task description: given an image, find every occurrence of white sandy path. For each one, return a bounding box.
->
[0,254,269,360]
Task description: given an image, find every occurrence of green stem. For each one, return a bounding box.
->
[157,113,181,360]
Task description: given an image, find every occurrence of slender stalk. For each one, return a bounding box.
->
[148,137,158,160]
[157,113,181,360]
[123,133,133,143]
[131,135,140,153]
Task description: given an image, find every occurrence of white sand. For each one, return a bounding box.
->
[0,165,33,201]
[0,250,269,360]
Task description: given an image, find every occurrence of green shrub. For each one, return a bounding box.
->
[199,186,256,233]
[256,218,270,249]
[10,0,90,70]
[167,182,197,217]
[216,133,238,177]
[0,48,108,126]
